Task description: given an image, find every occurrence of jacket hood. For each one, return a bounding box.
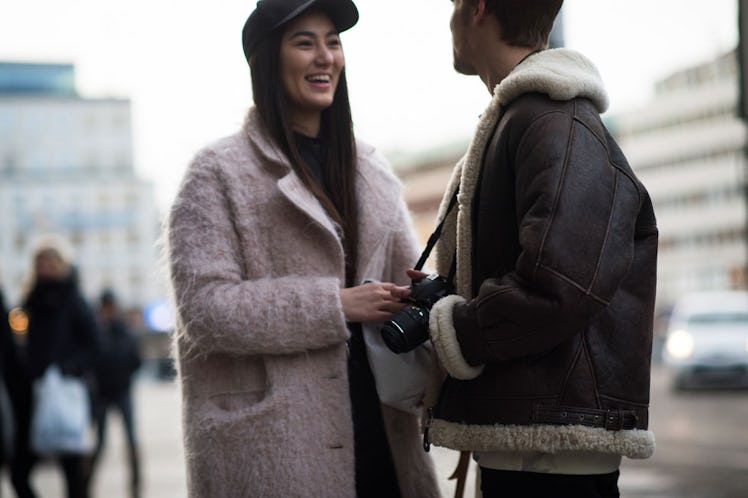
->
[496,48,609,113]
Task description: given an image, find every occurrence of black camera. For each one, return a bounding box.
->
[380,274,453,354]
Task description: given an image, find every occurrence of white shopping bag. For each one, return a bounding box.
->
[30,365,93,455]
[362,323,435,415]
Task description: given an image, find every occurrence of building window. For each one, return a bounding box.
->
[127,230,140,245]
[14,232,25,251]
[70,230,84,247]
[129,271,142,292]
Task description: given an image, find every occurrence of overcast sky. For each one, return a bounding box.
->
[0,0,739,212]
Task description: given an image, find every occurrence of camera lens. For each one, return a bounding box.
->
[380,305,430,354]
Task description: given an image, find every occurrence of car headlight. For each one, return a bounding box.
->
[666,330,694,360]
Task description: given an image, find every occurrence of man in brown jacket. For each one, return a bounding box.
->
[417,1,658,496]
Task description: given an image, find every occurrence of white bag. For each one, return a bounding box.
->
[30,365,93,456]
[362,323,434,415]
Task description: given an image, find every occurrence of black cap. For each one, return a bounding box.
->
[242,0,359,61]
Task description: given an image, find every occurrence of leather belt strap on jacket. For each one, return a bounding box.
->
[533,406,639,431]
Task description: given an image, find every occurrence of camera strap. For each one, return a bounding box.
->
[414,186,459,284]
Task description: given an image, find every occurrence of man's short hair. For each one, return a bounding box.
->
[480,0,563,49]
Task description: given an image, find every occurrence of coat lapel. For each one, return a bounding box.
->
[243,108,401,285]
[277,172,343,244]
[244,109,344,252]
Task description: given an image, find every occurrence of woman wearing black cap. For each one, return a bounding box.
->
[166,0,439,496]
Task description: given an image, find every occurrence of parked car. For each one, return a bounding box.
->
[663,290,748,390]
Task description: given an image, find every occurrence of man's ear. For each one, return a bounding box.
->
[473,0,489,25]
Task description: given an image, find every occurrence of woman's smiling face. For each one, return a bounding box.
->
[279,11,344,127]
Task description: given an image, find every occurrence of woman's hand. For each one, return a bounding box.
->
[340,282,409,323]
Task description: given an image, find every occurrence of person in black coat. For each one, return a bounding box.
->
[1,286,24,494]
[86,289,141,498]
[11,245,99,498]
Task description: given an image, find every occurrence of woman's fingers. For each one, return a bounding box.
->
[341,282,415,322]
[389,285,411,301]
[370,282,409,302]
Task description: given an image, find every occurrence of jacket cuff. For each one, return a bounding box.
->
[429,295,485,380]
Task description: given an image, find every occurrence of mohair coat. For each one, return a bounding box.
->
[426,49,657,460]
[167,109,439,498]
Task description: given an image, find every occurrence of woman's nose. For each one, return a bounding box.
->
[315,45,334,65]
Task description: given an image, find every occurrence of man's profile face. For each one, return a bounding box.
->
[450,0,477,75]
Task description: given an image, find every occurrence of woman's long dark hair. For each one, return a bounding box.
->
[250,27,359,286]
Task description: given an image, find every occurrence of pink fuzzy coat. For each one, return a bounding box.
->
[167,109,439,497]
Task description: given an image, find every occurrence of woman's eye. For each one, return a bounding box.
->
[327,38,341,47]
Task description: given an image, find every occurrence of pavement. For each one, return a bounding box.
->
[0,380,186,498]
[0,379,475,498]
[3,366,747,497]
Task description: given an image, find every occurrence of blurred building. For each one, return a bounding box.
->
[612,50,747,308]
[549,6,564,49]
[393,142,465,249]
[0,62,162,308]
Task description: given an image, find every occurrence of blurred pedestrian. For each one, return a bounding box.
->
[166,0,439,496]
[11,242,99,498]
[1,284,24,495]
[86,289,141,498]
[415,1,658,497]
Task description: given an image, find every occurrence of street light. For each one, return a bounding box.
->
[8,307,28,335]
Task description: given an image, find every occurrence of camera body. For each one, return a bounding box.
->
[380,274,453,354]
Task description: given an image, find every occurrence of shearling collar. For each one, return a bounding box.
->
[496,48,609,113]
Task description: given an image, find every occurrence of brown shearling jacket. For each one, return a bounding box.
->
[426,49,658,460]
